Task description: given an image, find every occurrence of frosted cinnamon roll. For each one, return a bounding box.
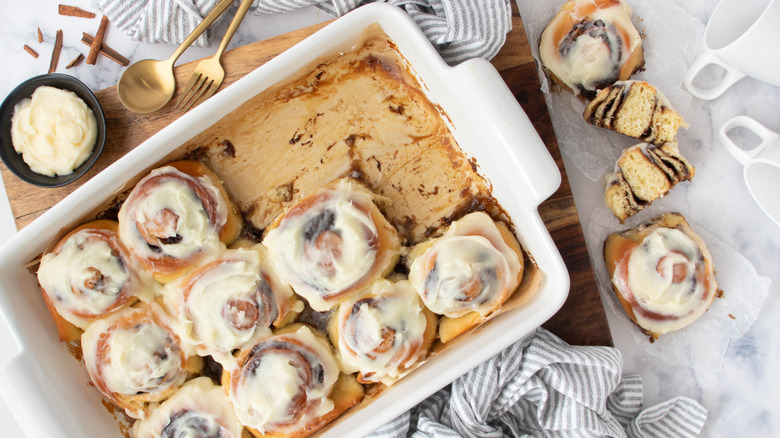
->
[539,0,644,98]
[132,377,243,438]
[408,211,524,319]
[329,277,437,386]
[263,178,402,312]
[604,213,719,339]
[37,220,156,341]
[164,245,302,366]
[224,324,363,437]
[118,160,242,283]
[81,303,195,419]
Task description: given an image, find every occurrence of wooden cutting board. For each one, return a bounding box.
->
[0,7,612,347]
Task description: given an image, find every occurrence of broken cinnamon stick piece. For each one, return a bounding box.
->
[48,29,63,73]
[66,53,84,69]
[81,33,129,66]
[37,27,43,43]
[23,45,39,58]
[86,15,109,65]
[58,4,96,18]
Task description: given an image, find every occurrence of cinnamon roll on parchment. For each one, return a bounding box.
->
[539,0,644,98]
[263,178,402,312]
[117,160,242,283]
[132,377,243,438]
[329,277,437,386]
[163,244,302,366]
[408,211,525,342]
[37,219,156,341]
[81,302,199,419]
[223,324,364,438]
[604,212,720,339]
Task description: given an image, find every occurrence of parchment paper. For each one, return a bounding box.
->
[519,0,772,368]
[587,205,770,369]
[522,0,705,181]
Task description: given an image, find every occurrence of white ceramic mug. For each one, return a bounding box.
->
[684,0,780,100]
[719,115,780,226]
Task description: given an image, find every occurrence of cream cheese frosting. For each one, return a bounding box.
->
[263,178,401,311]
[229,325,339,434]
[132,377,243,438]
[37,224,154,329]
[10,86,97,176]
[613,226,716,335]
[408,212,523,318]
[539,0,643,97]
[335,278,429,385]
[164,246,301,367]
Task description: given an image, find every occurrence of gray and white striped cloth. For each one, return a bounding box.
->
[367,327,708,438]
[96,0,512,64]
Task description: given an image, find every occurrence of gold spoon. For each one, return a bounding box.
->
[116,0,234,114]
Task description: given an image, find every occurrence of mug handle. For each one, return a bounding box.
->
[719,115,780,165]
[684,51,746,100]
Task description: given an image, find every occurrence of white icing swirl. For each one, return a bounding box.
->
[228,325,338,435]
[619,227,715,335]
[10,86,97,176]
[539,0,642,96]
[165,246,300,366]
[38,224,153,329]
[132,377,243,438]
[336,278,429,385]
[81,304,188,419]
[408,212,522,317]
[264,179,399,311]
[118,165,229,280]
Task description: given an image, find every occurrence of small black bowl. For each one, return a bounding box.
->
[0,74,106,187]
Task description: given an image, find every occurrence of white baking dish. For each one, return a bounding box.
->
[0,3,568,437]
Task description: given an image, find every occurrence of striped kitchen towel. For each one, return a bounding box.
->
[368,327,708,438]
[97,0,512,65]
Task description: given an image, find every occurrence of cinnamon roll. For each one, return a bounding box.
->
[117,160,242,283]
[164,245,303,365]
[132,377,243,438]
[329,277,437,386]
[603,212,719,339]
[263,178,402,312]
[408,212,524,320]
[224,324,363,437]
[36,220,156,341]
[539,0,644,98]
[81,303,196,419]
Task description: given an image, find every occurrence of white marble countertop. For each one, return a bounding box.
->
[0,0,777,437]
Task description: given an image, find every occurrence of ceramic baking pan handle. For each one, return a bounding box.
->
[450,58,561,210]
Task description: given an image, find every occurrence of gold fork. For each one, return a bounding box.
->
[176,0,254,111]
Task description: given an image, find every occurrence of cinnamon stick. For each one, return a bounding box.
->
[81,33,129,66]
[23,45,39,58]
[37,27,43,43]
[66,53,84,69]
[86,15,109,65]
[48,29,63,73]
[58,4,96,19]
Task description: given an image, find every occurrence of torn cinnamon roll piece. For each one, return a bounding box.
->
[163,244,302,366]
[539,0,644,98]
[117,160,242,283]
[584,80,689,145]
[329,277,437,386]
[37,219,156,341]
[263,177,402,312]
[131,377,243,438]
[603,213,720,339]
[604,142,695,222]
